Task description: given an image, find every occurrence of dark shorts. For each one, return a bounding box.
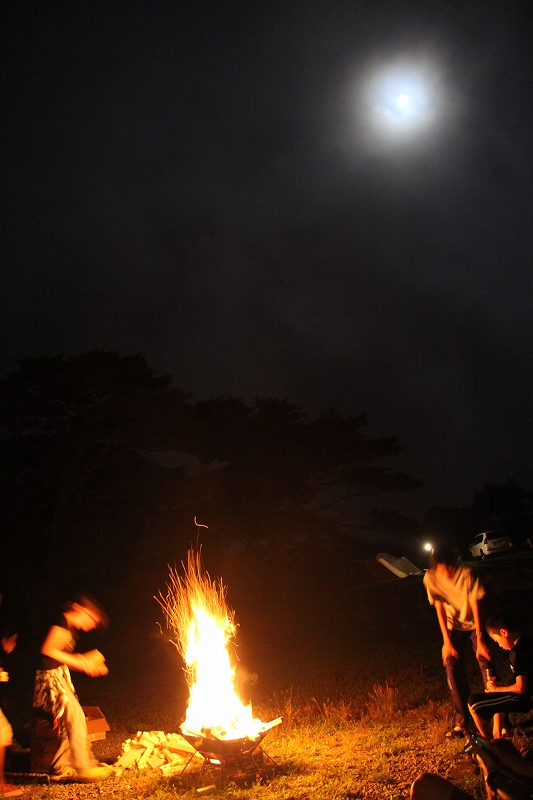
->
[469,691,532,721]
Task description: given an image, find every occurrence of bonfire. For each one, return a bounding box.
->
[114,549,280,776]
[158,550,280,745]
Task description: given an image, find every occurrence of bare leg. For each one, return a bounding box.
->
[468,704,493,739]
[492,712,505,739]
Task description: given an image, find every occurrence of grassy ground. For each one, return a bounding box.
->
[12,689,533,800]
[6,551,533,799]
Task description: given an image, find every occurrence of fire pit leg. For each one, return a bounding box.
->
[196,757,210,787]
[255,746,279,770]
[176,750,222,788]
[192,757,225,789]
[178,735,281,788]
[178,750,198,776]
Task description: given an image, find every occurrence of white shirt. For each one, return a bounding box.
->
[423,565,485,631]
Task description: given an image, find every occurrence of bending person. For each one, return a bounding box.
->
[33,594,114,783]
[469,612,533,740]
[424,545,493,738]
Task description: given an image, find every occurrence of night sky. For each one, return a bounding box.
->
[2,1,532,512]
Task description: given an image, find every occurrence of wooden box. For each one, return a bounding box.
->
[30,706,110,771]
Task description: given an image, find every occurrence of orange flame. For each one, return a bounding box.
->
[159,551,267,740]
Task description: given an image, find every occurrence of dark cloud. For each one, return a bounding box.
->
[2,1,532,511]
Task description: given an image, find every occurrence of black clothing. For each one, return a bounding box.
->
[509,633,533,684]
[470,633,533,722]
[40,615,78,671]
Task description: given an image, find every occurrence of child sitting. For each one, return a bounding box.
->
[469,611,533,740]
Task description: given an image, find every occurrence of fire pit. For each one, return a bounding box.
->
[179,721,281,785]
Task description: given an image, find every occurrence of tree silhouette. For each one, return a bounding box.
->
[0,351,195,589]
[470,478,533,542]
[1,353,423,602]
[183,396,422,597]
[422,478,533,552]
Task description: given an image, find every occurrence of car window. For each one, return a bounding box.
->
[486,530,506,540]
[473,534,483,544]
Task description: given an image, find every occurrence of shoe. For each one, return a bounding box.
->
[0,784,24,797]
[445,726,465,739]
[76,765,115,783]
[50,767,77,782]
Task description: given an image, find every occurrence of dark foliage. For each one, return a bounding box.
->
[180,396,422,597]
[0,351,195,591]
[422,478,533,553]
[0,352,422,606]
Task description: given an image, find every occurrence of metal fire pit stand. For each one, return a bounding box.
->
[179,723,281,788]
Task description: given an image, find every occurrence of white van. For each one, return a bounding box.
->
[468,529,513,560]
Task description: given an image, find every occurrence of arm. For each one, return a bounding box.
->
[471,598,491,661]
[40,626,105,677]
[1,634,17,655]
[434,600,459,663]
[486,674,527,694]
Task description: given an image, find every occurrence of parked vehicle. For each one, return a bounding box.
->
[468,529,513,560]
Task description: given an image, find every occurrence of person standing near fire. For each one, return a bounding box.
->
[33,594,114,783]
[0,593,20,734]
[0,609,23,798]
[423,545,494,738]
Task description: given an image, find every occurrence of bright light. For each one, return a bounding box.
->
[424,542,433,552]
[380,76,425,123]
[397,93,410,109]
[353,58,444,146]
[158,551,269,740]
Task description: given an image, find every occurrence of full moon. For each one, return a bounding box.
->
[355,58,444,145]
[397,93,410,109]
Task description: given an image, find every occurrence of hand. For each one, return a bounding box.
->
[476,641,491,662]
[84,662,109,677]
[442,641,459,664]
[81,649,108,677]
[1,634,17,654]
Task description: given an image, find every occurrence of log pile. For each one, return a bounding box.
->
[113,730,201,774]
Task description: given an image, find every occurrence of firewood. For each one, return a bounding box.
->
[166,736,196,754]
[147,753,166,769]
[160,763,186,775]
[137,742,154,769]
[141,732,160,745]
[114,748,143,769]
[162,748,181,763]
[114,730,202,771]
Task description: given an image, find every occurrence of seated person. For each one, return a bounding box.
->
[469,612,533,739]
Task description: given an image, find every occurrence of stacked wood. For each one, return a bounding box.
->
[113,730,201,774]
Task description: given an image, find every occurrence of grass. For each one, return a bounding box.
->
[22,683,533,800]
[8,551,533,799]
